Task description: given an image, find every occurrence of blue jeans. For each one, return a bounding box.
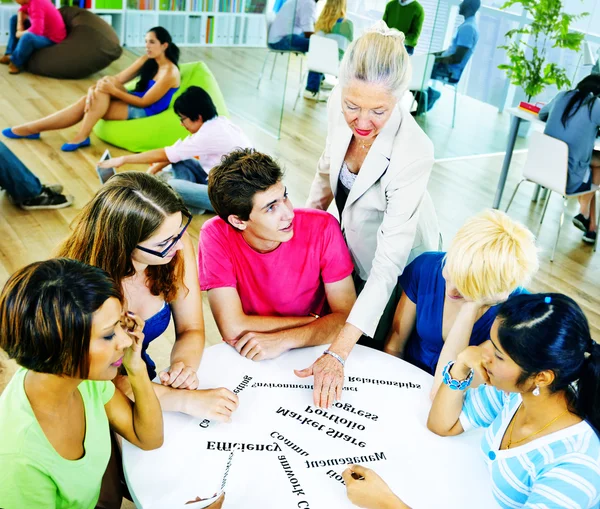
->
[405,45,415,56]
[306,71,322,93]
[6,15,27,55]
[168,159,214,215]
[268,34,309,53]
[0,140,43,202]
[8,15,54,68]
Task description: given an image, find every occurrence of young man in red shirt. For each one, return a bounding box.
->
[198,148,356,361]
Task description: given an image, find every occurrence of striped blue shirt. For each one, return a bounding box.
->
[459,384,600,508]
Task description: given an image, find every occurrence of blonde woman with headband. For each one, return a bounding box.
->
[305,0,353,98]
[384,210,539,396]
[300,22,440,408]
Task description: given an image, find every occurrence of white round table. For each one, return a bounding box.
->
[123,343,496,509]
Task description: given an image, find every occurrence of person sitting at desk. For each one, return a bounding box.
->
[538,75,600,244]
[99,86,253,215]
[57,172,239,426]
[424,0,480,112]
[343,293,600,509]
[0,259,164,508]
[304,0,354,99]
[384,210,538,396]
[3,27,180,152]
[267,0,318,53]
[198,148,357,363]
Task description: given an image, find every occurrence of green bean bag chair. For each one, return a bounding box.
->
[93,61,229,153]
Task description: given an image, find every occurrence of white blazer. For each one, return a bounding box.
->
[306,86,440,337]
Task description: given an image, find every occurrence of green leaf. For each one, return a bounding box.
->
[498,0,583,99]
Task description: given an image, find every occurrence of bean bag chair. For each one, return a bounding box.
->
[93,61,229,153]
[26,7,122,79]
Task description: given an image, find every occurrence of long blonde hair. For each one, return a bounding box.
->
[315,0,346,33]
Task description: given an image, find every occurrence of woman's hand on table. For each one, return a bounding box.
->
[184,388,239,423]
[225,332,290,361]
[342,465,408,509]
[295,352,344,409]
[160,361,199,389]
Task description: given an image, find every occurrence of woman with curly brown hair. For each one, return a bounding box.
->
[57,171,238,422]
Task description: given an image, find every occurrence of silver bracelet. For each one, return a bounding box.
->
[324,350,345,367]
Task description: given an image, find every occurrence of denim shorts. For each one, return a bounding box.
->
[128,105,147,120]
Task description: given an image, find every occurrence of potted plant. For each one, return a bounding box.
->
[498,0,588,104]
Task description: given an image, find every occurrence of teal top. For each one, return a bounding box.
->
[317,18,354,59]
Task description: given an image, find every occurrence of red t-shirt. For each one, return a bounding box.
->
[20,0,67,44]
[198,209,354,317]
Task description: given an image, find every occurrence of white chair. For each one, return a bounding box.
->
[293,35,340,110]
[256,13,304,90]
[408,53,435,117]
[505,131,599,262]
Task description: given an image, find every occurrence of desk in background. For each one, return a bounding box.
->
[494,107,600,209]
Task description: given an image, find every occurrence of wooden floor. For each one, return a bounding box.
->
[0,46,598,347]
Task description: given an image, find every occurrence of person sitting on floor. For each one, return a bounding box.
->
[267,0,318,53]
[0,140,72,209]
[382,0,424,56]
[98,86,252,215]
[385,210,539,397]
[425,0,480,112]
[3,27,180,152]
[57,172,239,424]
[0,0,66,75]
[343,294,600,509]
[198,148,357,361]
[0,259,163,508]
[538,75,600,244]
[303,0,353,100]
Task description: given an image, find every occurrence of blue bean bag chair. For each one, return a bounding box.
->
[93,61,229,153]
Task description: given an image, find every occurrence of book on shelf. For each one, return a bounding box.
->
[205,15,214,43]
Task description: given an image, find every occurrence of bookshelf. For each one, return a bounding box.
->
[51,0,266,48]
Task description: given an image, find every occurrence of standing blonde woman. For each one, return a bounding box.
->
[304,0,353,98]
[298,22,440,408]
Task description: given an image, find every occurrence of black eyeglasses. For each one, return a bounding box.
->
[135,211,193,258]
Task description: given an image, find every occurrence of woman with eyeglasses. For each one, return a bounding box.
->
[57,171,239,423]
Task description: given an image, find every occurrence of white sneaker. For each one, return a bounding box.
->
[303,89,319,100]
